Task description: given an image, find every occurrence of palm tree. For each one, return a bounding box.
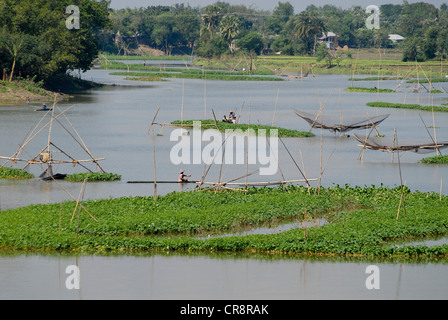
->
[219,14,240,53]
[292,12,326,55]
[201,4,223,39]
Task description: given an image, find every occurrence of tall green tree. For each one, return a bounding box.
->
[219,14,241,53]
[0,0,111,82]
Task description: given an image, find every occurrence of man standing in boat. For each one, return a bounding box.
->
[178,169,191,182]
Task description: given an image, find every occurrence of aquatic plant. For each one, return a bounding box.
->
[419,155,448,164]
[64,172,121,182]
[366,102,448,113]
[1,185,447,259]
[0,167,34,180]
[346,87,395,93]
[170,120,314,138]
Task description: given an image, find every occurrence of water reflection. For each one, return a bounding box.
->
[0,252,446,300]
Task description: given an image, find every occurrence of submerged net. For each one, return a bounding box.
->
[353,133,448,154]
[293,109,390,133]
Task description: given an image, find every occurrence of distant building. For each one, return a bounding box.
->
[319,32,338,49]
[388,34,404,43]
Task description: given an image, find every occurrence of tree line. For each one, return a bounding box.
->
[104,1,448,62]
[0,0,447,87]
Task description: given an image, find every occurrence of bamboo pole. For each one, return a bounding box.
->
[55,106,106,173]
[153,131,157,202]
[278,137,310,188]
[1,105,77,169]
[148,106,161,135]
[71,177,88,223]
[245,97,252,190]
[395,129,406,220]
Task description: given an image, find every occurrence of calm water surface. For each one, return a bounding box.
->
[1,67,447,300]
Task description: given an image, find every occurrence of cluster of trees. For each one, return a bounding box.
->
[104,1,448,61]
[1,0,447,86]
[0,0,110,83]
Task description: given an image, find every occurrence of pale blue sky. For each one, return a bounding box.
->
[110,0,447,12]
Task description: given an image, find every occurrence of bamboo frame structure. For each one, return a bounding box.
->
[0,102,106,178]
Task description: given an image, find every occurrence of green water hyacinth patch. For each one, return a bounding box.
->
[346,87,395,93]
[0,167,34,180]
[1,185,448,259]
[419,155,448,164]
[171,120,314,138]
[65,172,121,182]
[366,102,448,113]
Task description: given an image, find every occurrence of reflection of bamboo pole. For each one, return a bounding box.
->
[203,74,207,119]
[181,80,184,126]
[272,88,279,127]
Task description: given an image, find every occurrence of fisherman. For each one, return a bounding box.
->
[229,110,236,123]
[178,169,191,182]
[42,103,48,110]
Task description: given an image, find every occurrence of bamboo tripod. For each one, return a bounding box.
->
[0,100,106,176]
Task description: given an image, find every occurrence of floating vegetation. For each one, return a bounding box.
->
[0,167,34,180]
[407,78,448,84]
[125,76,166,82]
[366,102,448,112]
[348,76,402,81]
[170,120,314,138]
[419,155,448,164]
[109,70,283,82]
[64,172,122,182]
[346,87,395,93]
[1,185,448,259]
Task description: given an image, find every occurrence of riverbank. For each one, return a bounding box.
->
[0,75,103,105]
[1,185,447,259]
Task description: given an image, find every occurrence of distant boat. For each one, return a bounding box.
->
[293,109,390,133]
[35,108,52,112]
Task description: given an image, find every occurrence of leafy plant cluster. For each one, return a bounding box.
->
[1,185,447,260]
[170,120,314,138]
[419,155,448,164]
[0,167,34,180]
[0,0,111,84]
[346,87,395,93]
[65,172,122,182]
[366,102,448,112]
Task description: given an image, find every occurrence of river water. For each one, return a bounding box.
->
[1,63,448,300]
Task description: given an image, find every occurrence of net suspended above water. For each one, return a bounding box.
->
[353,133,448,154]
[293,109,390,133]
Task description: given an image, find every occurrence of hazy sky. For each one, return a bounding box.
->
[110,0,447,12]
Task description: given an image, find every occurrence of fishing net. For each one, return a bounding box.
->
[353,133,448,154]
[293,109,390,133]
